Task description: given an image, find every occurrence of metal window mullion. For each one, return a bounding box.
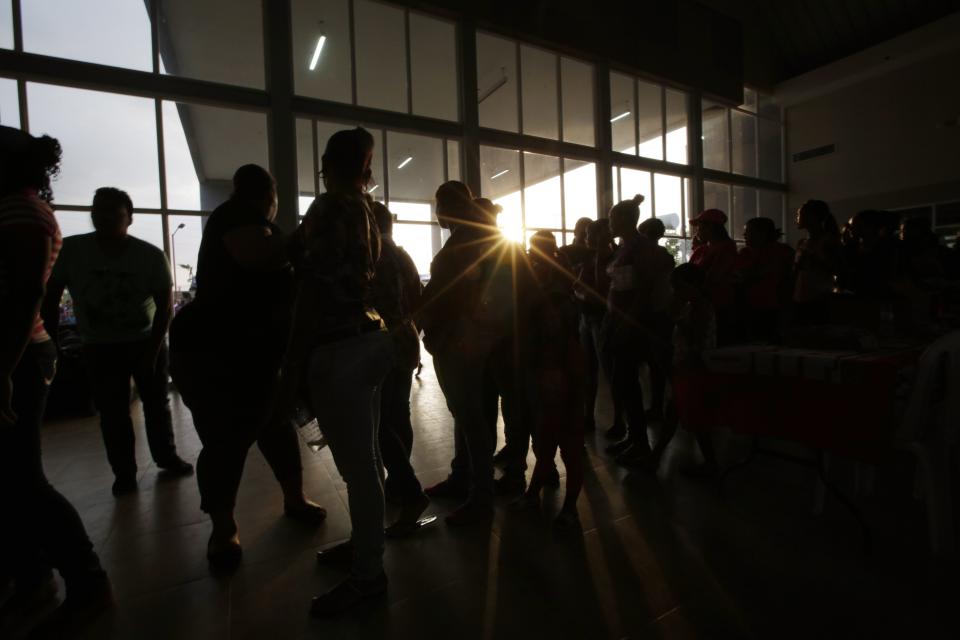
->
[11,0,22,51]
[632,77,639,156]
[726,107,733,174]
[518,148,526,229]
[381,129,389,203]
[515,42,523,136]
[555,54,563,143]
[150,0,159,74]
[559,156,566,237]
[649,170,656,219]
[348,0,358,105]
[154,98,171,259]
[660,86,667,161]
[404,9,413,115]
[311,119,320,196]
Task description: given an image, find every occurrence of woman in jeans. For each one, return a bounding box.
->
[283,128,394,617]
[0,126,111,634]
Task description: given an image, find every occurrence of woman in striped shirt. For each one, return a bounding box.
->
[0,125,111,633]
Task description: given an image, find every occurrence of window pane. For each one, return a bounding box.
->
[665,89,687,164]
[561,57,594,147]
[618,168,652,220]
[477,33,518,133]
[654,173,682,234]
[609,72,635,155]
[128,212,164,251]
[520,45,558,140]
[683,178,693,236]
[523,152,561,229]
[446,140,460,181]
[563,160,597,226]
[758,117,783,183]
[54,210,94,239]
[732,186,758,240]
[169,214,202,295]
[388,201,431,222]
[702,100,729,172]
[758,189,784,230]
[480,146,521,242]
[702,181,730,225]
[410,13,457,121]
[158,0,263,88]
[0,77,18,127]
[355,0,407,112]
[392,222,434,277]
[296,118,315,199]
[387,131,443,217]
[1,0,12,49]
[29,84,160,208]
[166,102,268,210]
[162,101,201,211]
[23,0,152,71]
[732,110,757,177]
[292,0,352,104]
[611,166,618,205]
[636,80,663,161]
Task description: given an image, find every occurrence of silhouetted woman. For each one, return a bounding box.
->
[0,126,111,634]
[170,165,326,571]
[285,128,394,616]
[688,208,738,344]
[794,199,841,324]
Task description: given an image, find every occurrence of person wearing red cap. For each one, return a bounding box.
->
[688,209,738,344]
[735,217,795,342]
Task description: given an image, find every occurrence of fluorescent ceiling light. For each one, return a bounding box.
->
[397,156,413,169]
[309,35,326,71]
[610,111,631,123]
[490,169,510,180]
[369,184,379,193]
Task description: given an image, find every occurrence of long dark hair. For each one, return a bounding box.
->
[0,127,62,203]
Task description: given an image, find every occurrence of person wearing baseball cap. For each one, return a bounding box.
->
[688,208,738,344]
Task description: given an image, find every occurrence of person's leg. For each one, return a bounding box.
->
[598,319,624,438]
[309,333,392,582]
[428,355,472,496]
[377,368,423,502]
[84,343,138,486]
[2,342,108,600]
[557,430,584,522]
[131,342,180,465]
[613,348,650,454]
[580,316,599,429]
[433,349,495,518]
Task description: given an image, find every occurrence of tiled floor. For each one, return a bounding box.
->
[11,353,960,639]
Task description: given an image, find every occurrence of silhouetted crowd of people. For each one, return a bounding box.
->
[3,123,960,632]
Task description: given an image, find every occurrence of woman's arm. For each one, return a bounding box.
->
[0,228,52,426]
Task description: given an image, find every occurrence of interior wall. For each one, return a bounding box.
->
[782,47,960,244]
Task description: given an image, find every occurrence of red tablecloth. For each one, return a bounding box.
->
[678,346,920,462]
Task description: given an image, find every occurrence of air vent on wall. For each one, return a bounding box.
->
[793,144,836,163]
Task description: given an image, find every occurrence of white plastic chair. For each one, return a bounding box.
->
[895,330,960,555]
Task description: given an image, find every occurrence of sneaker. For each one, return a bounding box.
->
[316,540,353,567]
[424,478,469,501]
[494,474,526,497]
[156,456,194,476]
[604,424,626,441]
[309,572,387,618]
[111,475,138,497]
[604,439,633,456]
[444,501,494,527]
[386,493,430,536]
[207,533,242,572]
[283,499,328,525]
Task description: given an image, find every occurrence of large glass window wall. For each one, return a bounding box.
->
[2,0,786,282]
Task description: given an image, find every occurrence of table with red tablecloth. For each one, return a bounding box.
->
[679,345,920,462]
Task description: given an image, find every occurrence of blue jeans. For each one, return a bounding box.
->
[308,330,394,580]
